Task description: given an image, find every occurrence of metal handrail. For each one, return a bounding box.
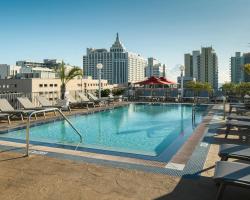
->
[25,108,83,156]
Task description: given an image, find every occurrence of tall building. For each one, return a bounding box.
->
[0,64,21,79]
[184,47,218,90]
[184,54,193,77]
[192,50,200,80]
[83,33,147,84]
[230,52,244,83]
[230,52,250,83]
[145,57,167,78]
[200,47,218,90]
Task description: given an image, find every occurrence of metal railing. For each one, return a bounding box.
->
[25,108,83,156]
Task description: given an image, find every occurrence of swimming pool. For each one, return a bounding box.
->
[0,103,209,162]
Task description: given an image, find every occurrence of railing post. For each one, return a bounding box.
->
[25,108,82,156]
[26,118,30,156]
[223,96,226,120]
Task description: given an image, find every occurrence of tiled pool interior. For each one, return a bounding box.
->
[0,103,209,162]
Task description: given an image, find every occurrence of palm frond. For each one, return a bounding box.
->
[65,67,83,84]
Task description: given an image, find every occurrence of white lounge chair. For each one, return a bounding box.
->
[77,92,96,108]
[0,98,35,121]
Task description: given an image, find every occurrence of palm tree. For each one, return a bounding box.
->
[237,82,250,97]
[221,83,236,96]
[57,62,83,99]
[186,81,204,97]
[244,64,250,75]
[203,82,213,94]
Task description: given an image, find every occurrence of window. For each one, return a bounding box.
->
[39,84,43,87]
[44,84,47,87]
[54,84,58,87]
[50,84,53,87]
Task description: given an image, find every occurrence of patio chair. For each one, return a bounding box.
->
[218,144,250,161]
[227,114,250,122]
[0,98,35,121]
[213,161,250,200]
[225,120,250,138]
[0,113,10,124]
[70,93,94,109]
[229,103,250,114]
[36,96,70,111]
[17,97,47,118]
[87,92,106,106]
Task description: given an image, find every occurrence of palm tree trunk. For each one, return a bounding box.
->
[61,83,66,100]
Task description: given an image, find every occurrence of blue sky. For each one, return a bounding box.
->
[0,0,250,83]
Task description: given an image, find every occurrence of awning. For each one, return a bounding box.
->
[159,77,176,84]
[135,76,168,85]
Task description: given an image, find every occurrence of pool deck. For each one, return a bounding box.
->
[0,102,250,199]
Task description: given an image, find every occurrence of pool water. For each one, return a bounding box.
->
[0,104,208,160]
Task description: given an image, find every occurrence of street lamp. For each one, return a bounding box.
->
[179,65,185,100]
[96,63,103,99]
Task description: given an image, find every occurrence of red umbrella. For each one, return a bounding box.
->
[135,76,168,97]
[135,76,168,85]
[159,77,176,84]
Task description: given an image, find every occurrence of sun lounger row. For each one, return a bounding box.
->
[213,144,250,200]
[213,105,250,200]
[0,92,114,124]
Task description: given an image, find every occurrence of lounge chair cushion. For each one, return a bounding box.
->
[219,144,250,160]
[226,120,250,127]
[214,161,250,186]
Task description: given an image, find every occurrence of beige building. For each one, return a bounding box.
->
[0,77,113,102]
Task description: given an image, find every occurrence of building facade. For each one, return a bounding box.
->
[184,54,193,77]
[0,77,112,97]
[230,52,244,83]
[192,50,200,80]
[184,47,218,90]
[145,57,166,78]
[16,59,62,69]
[83,33,147,84]
[0,64,21,79]
[230,52,250,83]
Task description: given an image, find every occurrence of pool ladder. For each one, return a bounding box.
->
[25,108,83,156]
[192,103,196,123]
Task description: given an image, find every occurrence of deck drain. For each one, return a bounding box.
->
[200,142,208,147]
[30,150,48,155]
[165,162,185,170]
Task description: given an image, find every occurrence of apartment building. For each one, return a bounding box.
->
[145,57,166,78]
[184,47,218,90]
[83,33,147,84]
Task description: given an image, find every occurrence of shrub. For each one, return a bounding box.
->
[112,88,125,96]
[95,89,111,97]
